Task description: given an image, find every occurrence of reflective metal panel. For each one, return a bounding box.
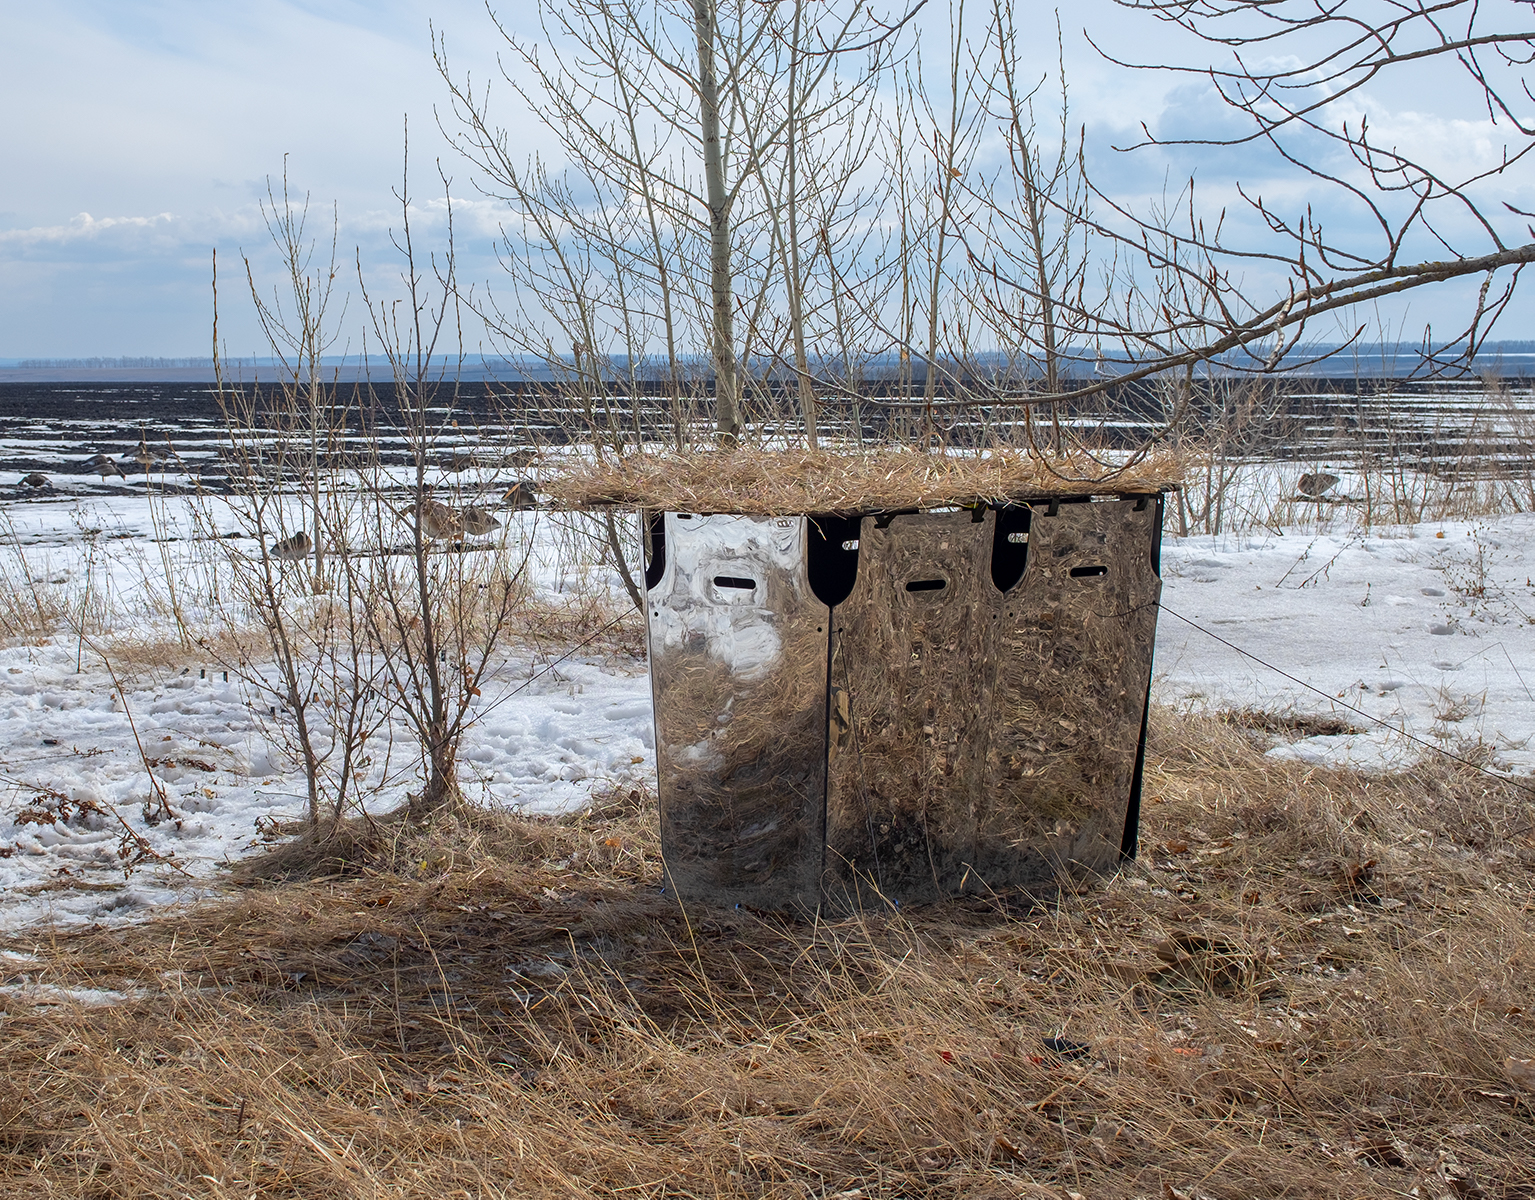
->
[824,510,997,910]
[980,497,1163,885]
[823,500,1163,911]
[647,513,829,912]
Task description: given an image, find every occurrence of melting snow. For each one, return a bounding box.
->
[1155,513,1535,774]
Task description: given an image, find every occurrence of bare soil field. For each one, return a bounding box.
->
[2,707,1533,1198]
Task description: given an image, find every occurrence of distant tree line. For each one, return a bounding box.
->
[15,357,219,369]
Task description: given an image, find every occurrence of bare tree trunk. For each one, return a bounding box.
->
[1018,146,1060,397]
[916,1,975,450]
[309,372,326,589]
[895,88,916,441]
[694,0,741,446]
[441,0,903,452]
[602,511,645,612]
[785,0,818,449]
[419,726,462,817]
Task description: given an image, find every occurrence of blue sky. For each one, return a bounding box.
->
[1,0,509,357]
[1,0,1530,358]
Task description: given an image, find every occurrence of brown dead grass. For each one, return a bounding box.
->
[1216,706,1366,741]
[548,447,1186,515]
[95,624,268,685]
[506,589,646,662]
[0,560,71,642]
[3,710,1535,1198]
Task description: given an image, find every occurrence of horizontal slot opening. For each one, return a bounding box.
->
[714,575,757,590]
[905,578,947,592]
[1070,565,1108,578]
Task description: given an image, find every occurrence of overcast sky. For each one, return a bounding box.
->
[1,0,1530,358]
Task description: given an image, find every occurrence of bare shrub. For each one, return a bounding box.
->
[344,151,535,819]
[186,175,388,841]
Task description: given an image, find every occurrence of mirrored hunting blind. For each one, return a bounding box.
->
[643,493,1166,915]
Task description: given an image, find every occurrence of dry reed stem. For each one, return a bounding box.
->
[548,448,1187,515]
[2,708,1534,1198]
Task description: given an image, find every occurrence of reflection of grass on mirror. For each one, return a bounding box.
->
[652,619,829,885]
[653,621,829,768]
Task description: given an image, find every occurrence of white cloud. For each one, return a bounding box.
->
[0,212,179,247]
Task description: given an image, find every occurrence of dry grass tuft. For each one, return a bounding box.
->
[227,785,662,886]
[548,447,1187,515]
[0,562,71,642]
[4,708,1535,1198]
[1216,706,1366,742]
[507,589,646,661]
[94,624,271,684]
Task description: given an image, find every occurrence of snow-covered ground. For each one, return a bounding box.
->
[1,491,1531,933]
[0,638,653,930]
[1156,513,1535,773]
[0,494,654,930]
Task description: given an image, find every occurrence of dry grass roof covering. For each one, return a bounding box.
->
[549,447,1184,515]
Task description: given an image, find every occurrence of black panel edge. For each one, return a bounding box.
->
[1121,671,1154,862]
[1121,495,1165,861]
[806,513,862,608]
[643,510,666,590]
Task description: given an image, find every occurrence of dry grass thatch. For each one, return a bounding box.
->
[547,448,1187,515]
[4,710,1535,1198]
